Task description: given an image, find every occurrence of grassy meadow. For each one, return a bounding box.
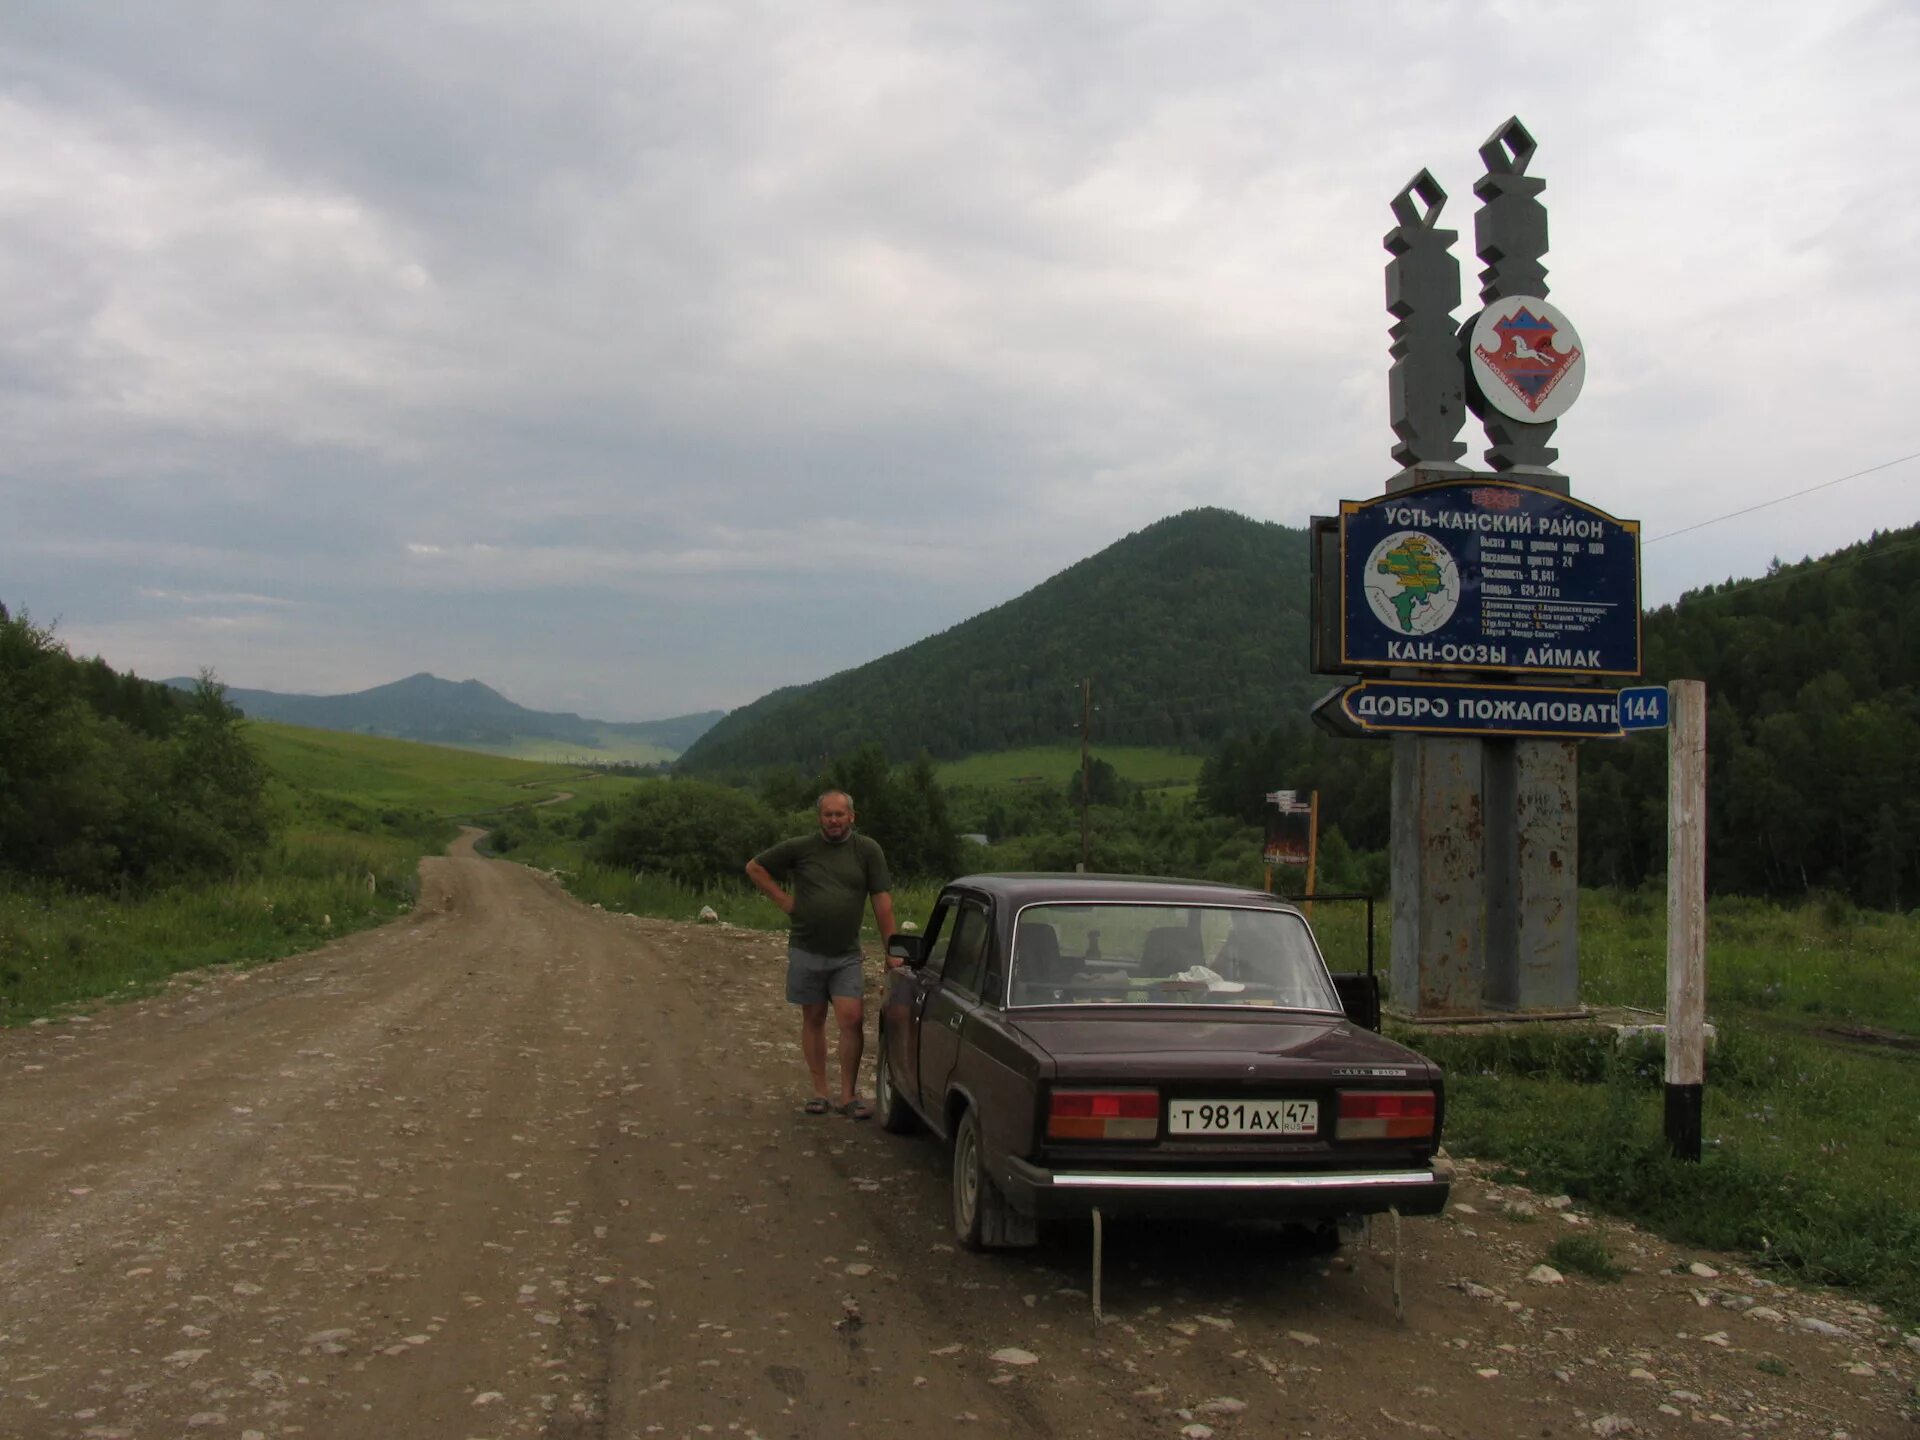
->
[936,744,1203,789]
[0,832,425,1020]
[251,721,595,816]
[438,726,678,767]
[0,725,651,1026]
[1398,888,1920,1323]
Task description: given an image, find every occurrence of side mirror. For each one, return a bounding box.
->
[886,934,925,969]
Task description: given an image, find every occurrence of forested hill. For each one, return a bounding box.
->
[677,508,1316,772]
[1581,521,1920,906]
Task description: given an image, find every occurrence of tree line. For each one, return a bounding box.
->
[1581,528,1917,909]
[1196,525,1920,911]
[0,605,271,890]
[492,743,965,886]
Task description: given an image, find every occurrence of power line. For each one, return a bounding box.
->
[1644,451,1920,545]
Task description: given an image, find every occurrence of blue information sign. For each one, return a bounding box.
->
[1313,679,1628,741]
[1339,479,1641,677]
[1616,685,1669,731]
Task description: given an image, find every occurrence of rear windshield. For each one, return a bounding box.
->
[1007,902,1341,1012]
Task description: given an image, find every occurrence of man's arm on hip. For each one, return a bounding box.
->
[744,859,795,916]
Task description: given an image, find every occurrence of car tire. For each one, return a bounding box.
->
[951,1107,994,1250]
[950,1106,1035,1250]
[874,1025,918,1134]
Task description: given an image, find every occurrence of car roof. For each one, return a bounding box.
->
[942,872,1304,912]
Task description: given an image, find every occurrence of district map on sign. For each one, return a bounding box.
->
[1363,531,1459,636]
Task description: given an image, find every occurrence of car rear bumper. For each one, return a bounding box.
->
[1000,1155,1453,1221]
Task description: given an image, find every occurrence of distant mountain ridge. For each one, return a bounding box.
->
[165,672,721,758]
[677,507,1316,772]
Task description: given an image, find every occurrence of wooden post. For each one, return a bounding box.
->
[1078,677,1092,872]
[1665,680,1707,1161]
[1304,790,1320,920]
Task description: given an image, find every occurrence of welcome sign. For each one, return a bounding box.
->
[1338,479,1641,678]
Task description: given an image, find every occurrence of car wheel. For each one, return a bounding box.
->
[950,1106,1035,1250]
[874,1025,918,1134]
[951,1107,992,1250]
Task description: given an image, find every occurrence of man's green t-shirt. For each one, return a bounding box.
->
[753,831,892,958]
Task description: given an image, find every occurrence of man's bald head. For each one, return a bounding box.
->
[817,791,855,842]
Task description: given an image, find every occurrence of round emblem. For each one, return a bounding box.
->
[1468,296,1585,423]
[1363,530,1459,637]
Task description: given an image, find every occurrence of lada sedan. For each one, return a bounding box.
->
[875,873,1451,1249]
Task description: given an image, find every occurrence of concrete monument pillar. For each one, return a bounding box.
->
[1379,117,1586,1018]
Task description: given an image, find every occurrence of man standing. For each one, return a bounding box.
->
[745,791,896,1119]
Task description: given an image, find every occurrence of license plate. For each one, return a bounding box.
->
[1168,1099,1318,1136]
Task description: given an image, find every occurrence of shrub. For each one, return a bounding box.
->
[1546,1234,1624,1281]
[588,780,782,886]
[1,608,269,890]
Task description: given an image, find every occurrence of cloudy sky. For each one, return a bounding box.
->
[3,2,1916,720]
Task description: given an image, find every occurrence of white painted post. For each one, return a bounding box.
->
[1665,680,1707,1161]
[1091,1206,1104,1326]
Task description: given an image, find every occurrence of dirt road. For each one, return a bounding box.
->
[2,836,1914,1439]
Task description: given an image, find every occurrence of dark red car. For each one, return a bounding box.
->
[875,873,1451,1250]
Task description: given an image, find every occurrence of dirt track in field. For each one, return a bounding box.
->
[1,833,1914,1440]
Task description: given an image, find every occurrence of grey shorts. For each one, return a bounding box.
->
[786,946,864,1005]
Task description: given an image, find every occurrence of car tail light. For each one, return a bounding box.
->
[1335,1089,1436,1141]
[1047,1088,1160,1141]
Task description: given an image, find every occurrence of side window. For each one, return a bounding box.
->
[979,912,1008,1008]
[941,904,992,998]
[919,901,956,977]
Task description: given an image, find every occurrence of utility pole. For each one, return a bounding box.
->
[1079,677,1093,872]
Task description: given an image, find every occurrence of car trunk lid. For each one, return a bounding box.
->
[1007,1010,1427,1083]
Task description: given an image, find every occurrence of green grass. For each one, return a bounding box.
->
[1545,1233,1624,1282]
[1578,887,1920,1034]
[249,721,595,818]
[441,726,677,767]
[1,725,660,1026]
[1397,899,1920,1323]
[936,745,1203,789]
[0,830,424,1022]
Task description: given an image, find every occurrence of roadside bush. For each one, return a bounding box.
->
[588,780,781,885]
[1546,1234,1623,1281]
[752,745,964,879]
[0,607,270,890]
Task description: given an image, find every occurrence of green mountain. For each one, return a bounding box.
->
[677,507,1316,772]
[165,672,722,760]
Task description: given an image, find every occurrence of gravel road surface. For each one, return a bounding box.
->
[2,833,1914,1439]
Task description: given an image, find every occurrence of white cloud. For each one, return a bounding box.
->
[139,588,301,608]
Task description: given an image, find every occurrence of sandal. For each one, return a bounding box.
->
[804,1097,832,1115]
[839,1097,873,1121]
